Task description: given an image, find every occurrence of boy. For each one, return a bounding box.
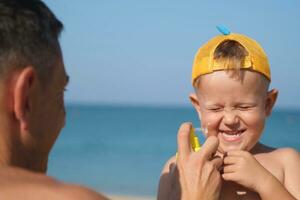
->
[158,29,300,199]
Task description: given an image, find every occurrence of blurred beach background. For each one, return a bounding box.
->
[44,0,300,199]
[48,106,300,199]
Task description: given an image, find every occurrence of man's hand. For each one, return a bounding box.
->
[173,123,223,200]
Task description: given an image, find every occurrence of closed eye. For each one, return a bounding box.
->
[208,107,223,112]
[237,105,253,110]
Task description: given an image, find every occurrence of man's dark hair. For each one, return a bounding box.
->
[0,0,63,84]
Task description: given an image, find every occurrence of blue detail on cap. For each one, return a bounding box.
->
[216,25,231,35]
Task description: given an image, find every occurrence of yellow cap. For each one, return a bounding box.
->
[192,33,271,85]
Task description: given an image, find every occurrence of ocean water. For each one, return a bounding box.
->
[47,105,300,196]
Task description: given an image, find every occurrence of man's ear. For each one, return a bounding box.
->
[13,67,36,131]
[189,93,202,119]
[265,89,278,116]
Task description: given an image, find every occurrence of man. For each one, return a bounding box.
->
[0,0,222,199]
[0,0,108,199]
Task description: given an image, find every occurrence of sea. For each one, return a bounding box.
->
[47,104,300,197]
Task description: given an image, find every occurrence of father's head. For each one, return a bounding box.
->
[0,0,68,172]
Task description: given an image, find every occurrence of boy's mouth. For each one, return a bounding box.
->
[219,129,246,142]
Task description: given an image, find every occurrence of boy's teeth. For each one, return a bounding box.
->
[223,132,239,137]
[220,130,245,141]
[222,131,242,136]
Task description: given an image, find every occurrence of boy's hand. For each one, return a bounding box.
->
[222,150,273,192]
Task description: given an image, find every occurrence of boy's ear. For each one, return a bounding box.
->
[13,67,36,131]
[189,93,202,119]
[265,89,278,116]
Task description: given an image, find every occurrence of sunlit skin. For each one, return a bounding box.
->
[25,60,69,172]
[0,59,69,172]
[0,60,109,199]
[158,69,300,200]
[190,70,273,155]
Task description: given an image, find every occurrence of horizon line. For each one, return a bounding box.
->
[65,102,300,111]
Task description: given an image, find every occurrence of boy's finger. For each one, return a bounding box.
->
[223,155,239,165]
[200,136,219,161]
[222,172,237,181]
[223,165,236,173]
[177,122,192,160]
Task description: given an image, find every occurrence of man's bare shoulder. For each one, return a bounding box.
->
[0,166,108,200]
[59,184,109,200]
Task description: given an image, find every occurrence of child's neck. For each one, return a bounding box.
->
[250,142,275,154]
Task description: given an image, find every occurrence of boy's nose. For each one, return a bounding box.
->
[223,110,239,126]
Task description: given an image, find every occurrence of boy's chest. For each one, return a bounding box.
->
[220,181,261,200]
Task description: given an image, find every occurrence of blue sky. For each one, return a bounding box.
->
[44,0,300,109]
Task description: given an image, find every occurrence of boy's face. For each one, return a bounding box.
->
[190,70,277,154]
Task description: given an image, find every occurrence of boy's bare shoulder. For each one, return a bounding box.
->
[271,147,300,198]
[270,147,300,163]
[259,146,300,169]
[161,155,176,174]
[158,156,176,200]
[256,143,299,161]
[0,166,108,200]
[273,147,300,175]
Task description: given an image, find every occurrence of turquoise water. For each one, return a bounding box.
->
[47,105,300,196]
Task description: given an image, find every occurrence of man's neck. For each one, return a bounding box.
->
[0,132,47,173]
[0,130,14,167]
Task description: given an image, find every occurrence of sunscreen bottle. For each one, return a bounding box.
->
[190,127,201,152]
[176,127,203,158]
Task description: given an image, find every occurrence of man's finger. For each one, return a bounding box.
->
[200,136,219,161]
[177,122,192,160]
[210,156,223,170]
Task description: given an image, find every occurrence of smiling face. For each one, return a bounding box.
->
[190,70,277,154]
